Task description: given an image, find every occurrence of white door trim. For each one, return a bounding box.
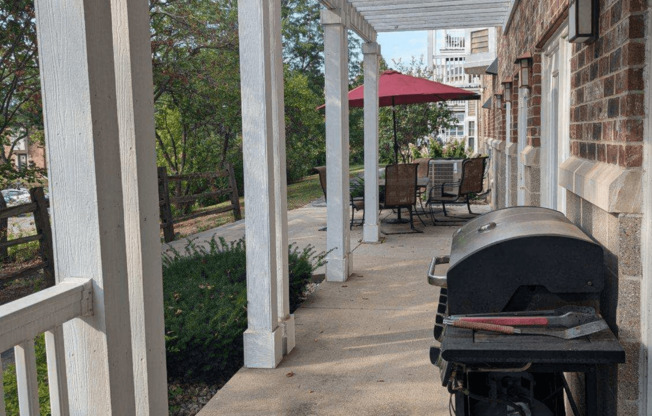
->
[541,25,570,213]
[640,6,652,414]
[517,87,528,205]
[505,101,512,206]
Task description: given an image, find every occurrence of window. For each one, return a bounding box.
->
[468,120,476,137]
[470,29,489,54]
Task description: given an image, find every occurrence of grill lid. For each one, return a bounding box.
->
[445,207,604,314]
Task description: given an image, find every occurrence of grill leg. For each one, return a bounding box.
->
[585,367,597,416]
[466,196,473,214]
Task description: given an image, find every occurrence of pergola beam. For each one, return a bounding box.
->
[319,0,377,42]
[346,0,511,33]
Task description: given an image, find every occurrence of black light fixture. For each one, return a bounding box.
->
[569,0,599,43]
[515,53,532,88]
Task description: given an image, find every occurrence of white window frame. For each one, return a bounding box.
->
[541,26,571,213]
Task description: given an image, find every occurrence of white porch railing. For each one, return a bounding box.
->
[0,278,92,416]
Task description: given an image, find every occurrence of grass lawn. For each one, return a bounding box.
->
[172,164,363,239]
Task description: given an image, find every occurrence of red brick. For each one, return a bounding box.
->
[621,94,645,117]
[607,144,620,164]
[621,144,643,167]
[597,144,607,162]
[623,41,645,66]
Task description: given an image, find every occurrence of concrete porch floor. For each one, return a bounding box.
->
[174,201,491,416]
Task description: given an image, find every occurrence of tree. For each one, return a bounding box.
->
[378,58,458,163]
[0,0,45,188]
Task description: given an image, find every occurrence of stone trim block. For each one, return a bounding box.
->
[521,145,540,167]
[559,157,642,214]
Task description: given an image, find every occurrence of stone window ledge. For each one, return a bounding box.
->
[520,145,540,167]
[488,138,505,151]
[559,156,642,214]
[506,142,518,155]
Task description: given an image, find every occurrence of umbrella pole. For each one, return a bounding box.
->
[390,99,408,223]
[392,100,399,165]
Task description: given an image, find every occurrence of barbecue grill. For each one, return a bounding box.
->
[427,207,625,416]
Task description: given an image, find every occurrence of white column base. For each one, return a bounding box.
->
[326,254,352,282]
[278,314,296,356]
[363,223,380,243]
[243,326,283,368]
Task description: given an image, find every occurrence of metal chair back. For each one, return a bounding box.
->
[313,166,327,201]
[459,157,487,196]
[384,163,418,208]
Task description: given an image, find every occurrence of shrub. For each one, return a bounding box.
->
[162,237,325,382]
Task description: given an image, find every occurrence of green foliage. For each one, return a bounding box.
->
[284,70,326,182]
[443,139,469,159]
[378,58,458,164]
[428,140,444,159]
[0,1,46,188]
[162,237,324,382]
[151,0,241,191]
[3,335,52,416]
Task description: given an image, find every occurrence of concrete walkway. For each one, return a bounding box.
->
[187,201,490,416]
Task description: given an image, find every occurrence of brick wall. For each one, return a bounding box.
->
[570,0,646,168]
[481,0,648,414]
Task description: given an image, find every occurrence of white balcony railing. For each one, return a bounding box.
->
[0,278,93,415]
[443,34,465,50]
[433,57,481,86]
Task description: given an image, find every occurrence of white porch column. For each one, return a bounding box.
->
[322,8,352,282]
[238,0,283,368]
[110,0,169,413]
[363,42,380,243]
[34,0,136,413]
[268,0,295,356]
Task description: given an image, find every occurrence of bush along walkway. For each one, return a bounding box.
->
[163,237,326,415]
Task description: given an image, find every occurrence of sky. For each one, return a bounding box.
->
[377,31,428,68]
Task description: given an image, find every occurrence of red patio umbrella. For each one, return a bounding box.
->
[320,70,480,164]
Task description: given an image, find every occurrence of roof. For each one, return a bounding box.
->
[485,58,499,75]
[482,98,492,109]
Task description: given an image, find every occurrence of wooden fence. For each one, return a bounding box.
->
[158,164,242,242]
[0,187,55,287]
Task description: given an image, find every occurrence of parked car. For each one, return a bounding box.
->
[1,188,31,207]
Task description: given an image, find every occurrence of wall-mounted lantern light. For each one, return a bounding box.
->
[569,0,599,43]
[494,92,503,109]
[502,78,513,102]
[514,53,532,88]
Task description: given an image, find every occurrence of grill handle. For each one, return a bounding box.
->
[428,255,450,287]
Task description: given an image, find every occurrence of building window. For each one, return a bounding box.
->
[470,29,489,54]
[468,120,476,137]
[17,154,27,170]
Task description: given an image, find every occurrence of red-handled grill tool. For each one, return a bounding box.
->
[443,318,609,340]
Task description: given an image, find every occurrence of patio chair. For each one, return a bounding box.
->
[384,163,423,233]
[313,166,366,230]
[313,166,327,201]
[426,156,488,220]
[413,158,431,211]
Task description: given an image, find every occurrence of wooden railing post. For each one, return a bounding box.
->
[30,187,55,287]
[158,167,175,243]
[227,163,242,220]
[0,195,7,261]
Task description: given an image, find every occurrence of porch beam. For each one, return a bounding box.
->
[238,0,283,368]
[354,0,510,12]
[319,0,377,42]
[322,8,352,282]
[34,0,137,412]
[268,0,295,357]
[110,0,169,413]
[363,42,380,244]
[374,19,506,32]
